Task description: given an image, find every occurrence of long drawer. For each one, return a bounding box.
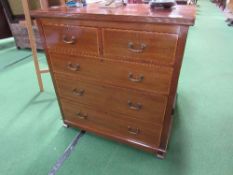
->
[102,28,178,65]
[50,54,173,95]
[55,74,167,124]
[60,98,162,147]
[43,24,99,56]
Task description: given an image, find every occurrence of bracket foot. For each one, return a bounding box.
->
[156,151,166,159]
[63,123,69,128]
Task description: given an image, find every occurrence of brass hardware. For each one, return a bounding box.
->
[63,35,76,44]
[128,42,146,53]
[76,112,88,120]
[72,88,85,96]
[128,100,142,111]
[67,62,80,71]
[128,126,140,135]
[128,72,144,83]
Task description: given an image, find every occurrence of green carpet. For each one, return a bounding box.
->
[0,39,32,70]
[0,1,233,175]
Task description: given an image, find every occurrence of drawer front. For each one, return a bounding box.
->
[61,99,162,147]
[55,74,167,124]
[103,29,178,65]
[50,54,173,95]
[43,24,99,56]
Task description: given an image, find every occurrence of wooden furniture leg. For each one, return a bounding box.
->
[39,0,49,9]
[22,0,45,92]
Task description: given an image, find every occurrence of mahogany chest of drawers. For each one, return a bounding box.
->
[32,4,195,158]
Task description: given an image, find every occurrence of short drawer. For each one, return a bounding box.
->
[50,54,173,95]
[61,99,162,147]
[103,29,178,65]
[42,24,99,56]
[55,74,167,124]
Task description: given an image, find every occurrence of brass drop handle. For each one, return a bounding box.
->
[67,62,80,71]
[72,88,85,96]
[128,42,146,53]
[63,35,76,44]
[76,112,88,120]
[128,72,144,83]
[128,126,140,135]
[128,100,142,111]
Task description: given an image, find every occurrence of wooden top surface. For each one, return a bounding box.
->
[31,4,196,26]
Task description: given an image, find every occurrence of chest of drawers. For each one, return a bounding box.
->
[32,4,195,158]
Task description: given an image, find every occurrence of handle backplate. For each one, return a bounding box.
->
[128,126,140,135]
[128,72,144,83]
[72,88,85,96]
[63,35,76,44]
[76,112,88,120]
[67,62,80,71]
[128,100,142,111]
[128,42,146,53]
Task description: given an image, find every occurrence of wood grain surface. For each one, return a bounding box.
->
[55,74,168,124]
[61,98,162,149]
[49,54,173,95]
[34,4,196,158]
[31,4,196,26]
